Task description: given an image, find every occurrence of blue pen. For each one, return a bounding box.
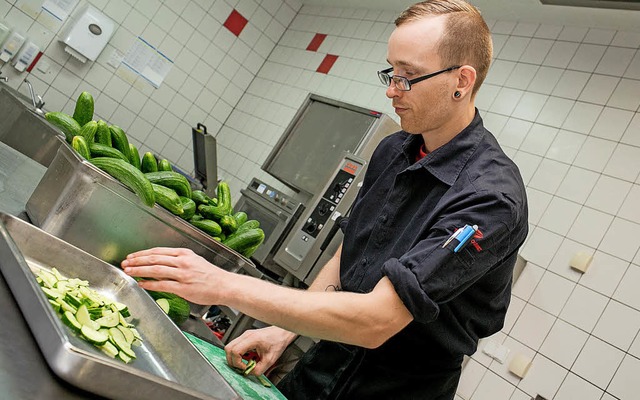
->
[454,224,478,253]
[442,226,465,248]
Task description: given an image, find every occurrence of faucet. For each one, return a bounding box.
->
[24,78,45,115]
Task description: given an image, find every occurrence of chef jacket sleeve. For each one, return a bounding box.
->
[381,189,524,324]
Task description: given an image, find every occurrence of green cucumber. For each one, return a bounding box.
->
[220,214,238,234]
[222,228,265,254]
[71,135,91,160]
[180,196,196,220]
[45,111,81,143]
[198,181,232,221]
[79,120,98,143]
[152,183,184,215]
[191,190,209,205]
[73,91,95,127]
[90,157,155,207]
[190,219,223,237]
[89,143,129,162]
[109,125,131,161]
[157,158,172,172]
[144,171,192,199]
[95,120,111,146]
[145,290,190,325]
[141,152,158,173]
[233,211,248,226]
[128,143,141,170]
[81,325,109,345]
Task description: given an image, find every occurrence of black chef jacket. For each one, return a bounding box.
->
[278,110,528,400]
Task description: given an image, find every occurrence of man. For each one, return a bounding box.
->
[122,1,528,399]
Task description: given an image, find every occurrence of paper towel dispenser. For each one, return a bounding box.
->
[59,4,114,63]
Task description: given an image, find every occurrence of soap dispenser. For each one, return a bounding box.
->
[58,4,115,63]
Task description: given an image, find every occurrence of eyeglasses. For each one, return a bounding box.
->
[377,65,461,91]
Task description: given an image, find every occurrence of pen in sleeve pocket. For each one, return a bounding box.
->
[454,224,478,253]
[442,226,465,248]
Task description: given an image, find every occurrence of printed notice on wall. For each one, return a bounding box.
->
[42,0,79,21]
[122,37,173,89]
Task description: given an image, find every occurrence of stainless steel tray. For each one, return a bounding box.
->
[0,212,240,400]
[25,142,259,316]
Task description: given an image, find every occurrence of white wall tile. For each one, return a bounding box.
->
[498,36,531,62]
[517,353,567,399]
[534,24,563,40]
[596,46,636,77]
[554,373,603,400]
[545,129,586,164]
[520,227,564,268]
[600,218,640,262]
[511,92,547,122]
[585,175,631,214]
[512,262,544,301]
[552,70,589,100]
[504,63,539,90]
[607,78,640,111]
[540,319,589,369]
[543,41,579,68]
[527,66,563,95]
[555,166,599,204]
[612,31,640,48]
[578,74,619,105]
[579,251,628,297]
[574,137,616,174]
[614,263,640,310]
[568,44,607,73]
[536,96,574,127]
[529,158,570,194]
[593,300,640,351]
[458,358,487,400]
[529,271,575,315]
[503,296,526,335]
[538,197,581,236]
[608,355,640,400]
[559,26,588,42]
[519,38,553,65]
[567,207,613,248]
[584,28,616,45]
[573,336,624,389]
[472,370,514,400]
[560,284,608,332]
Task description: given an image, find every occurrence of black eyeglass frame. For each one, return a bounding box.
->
[378,65,461,91]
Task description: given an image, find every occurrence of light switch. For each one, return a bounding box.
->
[570,252,593,273]
[509,354,532,378]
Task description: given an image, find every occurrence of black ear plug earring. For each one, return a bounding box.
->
[454,91,461,98]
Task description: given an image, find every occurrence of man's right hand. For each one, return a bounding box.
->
[224,326,298,376]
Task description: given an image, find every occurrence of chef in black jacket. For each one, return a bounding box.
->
[123,1,528,399]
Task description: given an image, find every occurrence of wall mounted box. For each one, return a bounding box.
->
[58,4,114,62]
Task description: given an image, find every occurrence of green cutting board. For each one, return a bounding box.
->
[184,332,287,400]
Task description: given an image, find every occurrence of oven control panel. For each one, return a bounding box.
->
[275,154,366,277]
[244,178,301,212]
[301,168,355,238]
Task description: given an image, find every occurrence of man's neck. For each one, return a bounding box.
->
[421,105,476,153]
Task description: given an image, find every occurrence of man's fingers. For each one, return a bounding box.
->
[125,247,192,259]
[124,264,181,281]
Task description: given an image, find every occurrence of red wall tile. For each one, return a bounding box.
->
[317,54,339,74]
[224,9,248,37]
[307,33,327,52]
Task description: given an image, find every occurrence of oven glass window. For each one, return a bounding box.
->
[235,202,279,243]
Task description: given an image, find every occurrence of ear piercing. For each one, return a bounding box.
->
[454,91,461,98]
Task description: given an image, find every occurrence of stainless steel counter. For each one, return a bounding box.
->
[0,142,97,399]
[0,142,225,399]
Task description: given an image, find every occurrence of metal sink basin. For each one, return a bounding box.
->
[0,86,66,167]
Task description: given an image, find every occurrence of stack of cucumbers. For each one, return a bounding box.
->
[44,91,265,259]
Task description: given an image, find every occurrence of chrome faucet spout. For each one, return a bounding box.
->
[23,79,45,115]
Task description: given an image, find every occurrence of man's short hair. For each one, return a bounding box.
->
[395,0,493,97]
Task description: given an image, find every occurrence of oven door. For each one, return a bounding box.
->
[234,193,296,265]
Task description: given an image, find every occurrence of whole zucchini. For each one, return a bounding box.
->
[71,135,91,159]
[180,196,197,220]
[198,181,232,221]
[45,111,81,143]
[225,220,260,241]
[89,143,129,162]
[73,91,94,127]
[109,125,131,161]
[90,157,155,207]
[190,219,223,237]
[128,143,141,170]
[222,228,265,254]
[151,183,183,215]
[79,120,98,143]
[144,171,192,199]
[95,120,111,146]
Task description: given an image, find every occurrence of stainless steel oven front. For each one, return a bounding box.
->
[234,178,304,276]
